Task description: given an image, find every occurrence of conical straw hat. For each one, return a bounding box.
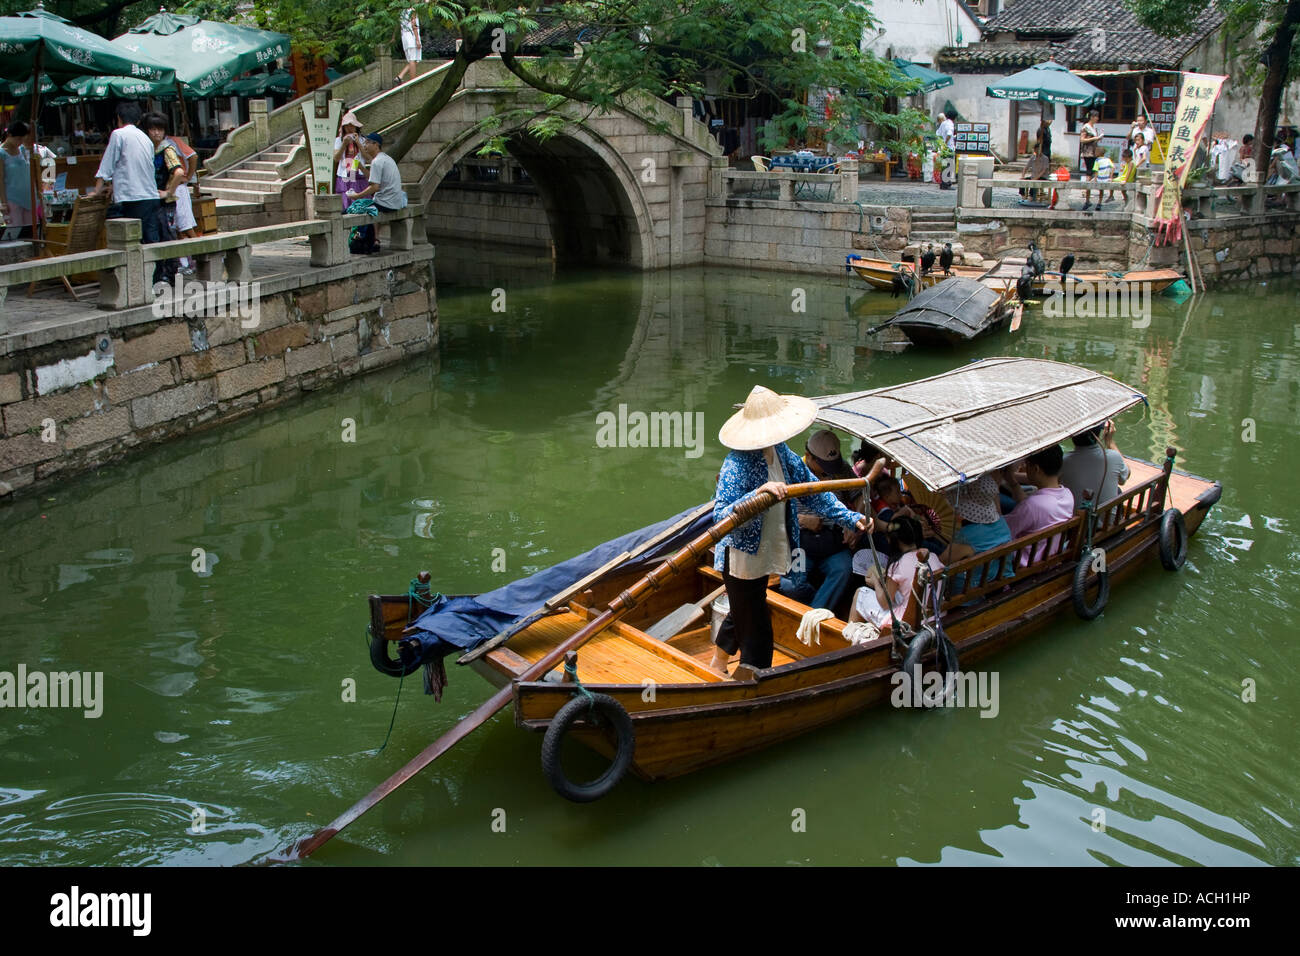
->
[718,385,818,451]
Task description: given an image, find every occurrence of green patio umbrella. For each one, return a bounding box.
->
[109,11,291,97]
[0,4,174,83]
[3,75,57,97]
[985,60,1105,107]
[219,69,295,97]
[64,74,178,100]
[0,3,175,242]
[892,58,953,95]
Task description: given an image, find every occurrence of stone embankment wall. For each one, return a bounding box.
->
[704,200,912,275]
[427,184,554,251]
[0,259,437,499]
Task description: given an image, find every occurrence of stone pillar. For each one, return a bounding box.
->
[100,218,145,310]
[676,95,693,138]
[836,159,859,203]
[309,193,351,267]
[224,243,252,283]
[250,99,269,151]
[779,177,794,202]
[377,46,395,88]
[958,163,978,210]
[708,155,728,200]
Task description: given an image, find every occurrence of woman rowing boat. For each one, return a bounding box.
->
[709,386,873,678]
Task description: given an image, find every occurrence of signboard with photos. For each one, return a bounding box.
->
[954,121,991,154]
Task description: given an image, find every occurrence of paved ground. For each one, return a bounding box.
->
[2,239,316,335]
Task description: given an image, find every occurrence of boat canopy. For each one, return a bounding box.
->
[810,357,1146,492]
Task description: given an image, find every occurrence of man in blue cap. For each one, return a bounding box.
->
[349,133,408,212]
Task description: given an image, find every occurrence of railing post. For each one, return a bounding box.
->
[708,155,727,200]
[836,159,858,203]
[779,177,794,202]
[224,241,252,283]
[958,164,977,209]
[376,46,395,88]
[250,99,269,151]
[309,192,350,267]
[387,208,414,251]
[99,218,145,310]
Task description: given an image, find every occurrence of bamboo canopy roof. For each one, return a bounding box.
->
[810,357,1146,492]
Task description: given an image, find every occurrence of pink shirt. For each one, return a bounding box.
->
[1005,486,1075,565]
[854,549,943,627]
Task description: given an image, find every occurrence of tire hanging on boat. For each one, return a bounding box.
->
[369,630,424,678]
[1158,508,1188,570]
[541,693,636,802]
[1071,549,1109,620]
[898,626,959,707]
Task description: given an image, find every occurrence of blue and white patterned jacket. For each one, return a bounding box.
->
[712,443,865,571]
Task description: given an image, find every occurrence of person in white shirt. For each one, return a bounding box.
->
[1060,420,1131,510]
[351,133,407,211]
[396,9,422,85]
[935,109,957,189]
[90,102,165,248]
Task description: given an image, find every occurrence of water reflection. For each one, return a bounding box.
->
[1,247,1297,865]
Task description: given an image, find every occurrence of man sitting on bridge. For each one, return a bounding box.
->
[350,133,408,213]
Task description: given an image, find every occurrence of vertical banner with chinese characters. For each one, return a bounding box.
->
[290,51,329,99]
[1153,73,1227,244]
[301,96,342,196]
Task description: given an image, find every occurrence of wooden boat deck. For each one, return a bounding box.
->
[493,611,726,685]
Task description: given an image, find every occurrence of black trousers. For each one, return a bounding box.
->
[715,550,775,669]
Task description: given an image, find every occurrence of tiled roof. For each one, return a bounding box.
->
[942,0,1225,70]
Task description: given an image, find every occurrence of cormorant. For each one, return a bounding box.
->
[1028,240,1046,278]
[1016,264,1035,303]
[919,243,936,274]
[939,242,954,275]
[1059,253,1075,280]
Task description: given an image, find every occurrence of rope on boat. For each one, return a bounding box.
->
[564,659,597,707]
[371,625,406,756]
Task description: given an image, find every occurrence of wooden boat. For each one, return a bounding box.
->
[356,358,1218,800]
[846,254,985,292]
[848,255,1183,297]
[869,276,1019,346]
[980,263,1186,296]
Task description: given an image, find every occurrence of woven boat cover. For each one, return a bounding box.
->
[810,357,1146,492]
[884,276,1002,336]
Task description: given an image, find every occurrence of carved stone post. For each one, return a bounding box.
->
[99,218,145,310]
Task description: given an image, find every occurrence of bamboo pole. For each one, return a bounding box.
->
[289,476,870,859]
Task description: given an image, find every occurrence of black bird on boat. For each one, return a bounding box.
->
[919,243,936,274]
[890,271,910,298]
[1028,241,1046,278]
[1016,264,1035,303]
[939,242,954,275]
[1059,253,1075,280]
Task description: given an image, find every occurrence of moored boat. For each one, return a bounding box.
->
[347,358,1218,811]
[869,276,1019,346]
[846,253,985,292]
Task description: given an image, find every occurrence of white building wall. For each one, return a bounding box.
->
[861,0,981,64]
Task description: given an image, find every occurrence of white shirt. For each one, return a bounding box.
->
[1060,444,1131,510]
[936,118,955,150]
[366,151,407,209]
[95,123,158,203]
[1133,142,1150,167]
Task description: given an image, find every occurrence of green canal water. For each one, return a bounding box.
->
[1,249,1297,866]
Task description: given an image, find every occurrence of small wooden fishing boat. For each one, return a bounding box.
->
[980,263,1185,296]
[846,254,985,292]
[293,358,1219,856]
[869,276,1019,346]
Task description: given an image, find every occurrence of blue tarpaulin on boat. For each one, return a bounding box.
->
[406,502,716,663]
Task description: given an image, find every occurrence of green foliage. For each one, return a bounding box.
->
[1126,0,1300,86]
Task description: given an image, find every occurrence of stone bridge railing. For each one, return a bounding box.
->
[0,198,425,322]
[714,159,860,204]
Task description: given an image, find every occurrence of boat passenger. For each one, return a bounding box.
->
[873,474,946,553]
[710,387,872,678]
[1000,444,1076,566]
[848,517,942,634]
[939,473,1016,589]
[777,429,875,613]
[1060,419,1130,510]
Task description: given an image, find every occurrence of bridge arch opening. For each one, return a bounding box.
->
[425,129,653,269]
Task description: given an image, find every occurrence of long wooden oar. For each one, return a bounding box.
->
[287,476,869,859]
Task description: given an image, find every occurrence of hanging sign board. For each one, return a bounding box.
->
[1153,73,1227,244]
